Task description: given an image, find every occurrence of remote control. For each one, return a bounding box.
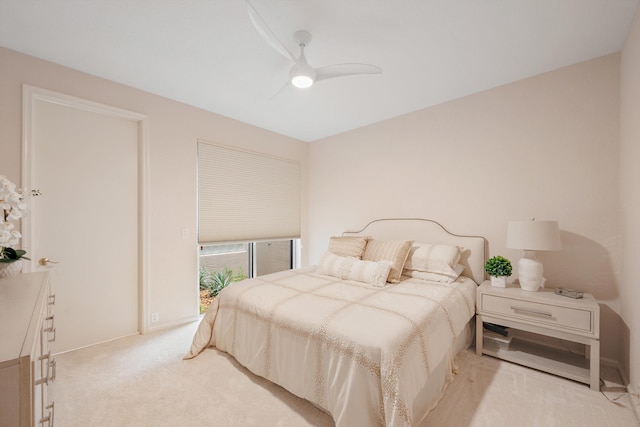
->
[555,287,584,299]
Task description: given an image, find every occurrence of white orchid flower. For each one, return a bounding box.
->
[0,176,37,259]
[6,205,26,220]
[0,234,11,247]
[0,178,16,193]
[0,222,17,246]
[1,229,21,246]
[7,230,21,246]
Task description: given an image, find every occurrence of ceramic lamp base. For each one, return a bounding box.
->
[518,254,545,291]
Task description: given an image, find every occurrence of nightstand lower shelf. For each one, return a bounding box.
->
[482,331,592,386]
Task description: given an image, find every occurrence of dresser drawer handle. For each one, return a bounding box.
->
[511,306,553,318]
[37,351,50,385]
[36,354,56,384]
[45,315,55,331]
[47,327,57,343]
[50,357,57,382]
[40,401,55,427]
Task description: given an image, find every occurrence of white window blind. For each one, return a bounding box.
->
[198,141,301,243]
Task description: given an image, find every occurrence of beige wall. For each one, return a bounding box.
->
[0,46,308,333]
[620,8,640,391]
[0,40,632,374]
[308,54,622,362]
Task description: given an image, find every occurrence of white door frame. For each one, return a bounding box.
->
[21,85,152,334]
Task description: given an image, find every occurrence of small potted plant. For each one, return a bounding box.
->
[484,255,512,287]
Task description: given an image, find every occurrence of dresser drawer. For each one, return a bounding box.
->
[0,272,53,427]
[480,294,593,333]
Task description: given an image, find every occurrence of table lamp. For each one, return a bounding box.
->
[507,219,562,291]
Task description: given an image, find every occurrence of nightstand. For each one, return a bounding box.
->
[475,281,600,390]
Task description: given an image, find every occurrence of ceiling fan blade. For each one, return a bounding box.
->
[315,63,382,82]
[246,1,296,62]
[267,81,290,101]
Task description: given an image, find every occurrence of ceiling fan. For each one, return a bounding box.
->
[246,1,382,90]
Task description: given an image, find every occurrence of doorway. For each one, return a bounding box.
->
[22,86,149,353]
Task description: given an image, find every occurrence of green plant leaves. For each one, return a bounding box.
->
[199,266,246,297]
[0,248,29,263]
[484,255,512,277]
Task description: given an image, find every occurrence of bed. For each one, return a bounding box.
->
[185,218,486,426]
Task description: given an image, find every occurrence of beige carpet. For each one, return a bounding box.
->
[52,320,639,427]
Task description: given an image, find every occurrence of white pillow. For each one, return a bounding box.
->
[328,236,368,258]
[317,252,392,287]
[403,243,461,276]
[404,264,465,283]
[362,239,413,283]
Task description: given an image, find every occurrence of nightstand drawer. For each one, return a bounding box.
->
[481,294,593,333]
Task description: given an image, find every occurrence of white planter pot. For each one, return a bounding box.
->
[490,275,507,288]
[0,259,24,279]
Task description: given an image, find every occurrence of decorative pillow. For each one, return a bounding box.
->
[403,243,461,276]
[404,264,465,283]
[328,236,369,259]
[317,252,392,287]
[362,239,413,283]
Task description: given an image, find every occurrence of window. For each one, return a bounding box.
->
[198,239,300,313]
[199,243,249,277]
[197,141,302,314]
[199,239,300,279]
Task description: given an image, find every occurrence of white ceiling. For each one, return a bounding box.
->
[1,0,638,142]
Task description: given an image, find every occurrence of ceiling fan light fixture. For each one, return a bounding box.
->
[291,74,314,88]
[290,63,316,89]
[247,3,382,95]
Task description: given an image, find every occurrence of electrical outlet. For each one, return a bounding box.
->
[151,312,159,323]
[182,228,189,239]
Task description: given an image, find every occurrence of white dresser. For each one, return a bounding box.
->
[0,272,56,427]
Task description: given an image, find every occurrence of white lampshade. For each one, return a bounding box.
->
[507,220,562,251]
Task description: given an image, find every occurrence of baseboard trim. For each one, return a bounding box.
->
[146,315,200,333]
[54,331,140,356]
[54,317,200,356]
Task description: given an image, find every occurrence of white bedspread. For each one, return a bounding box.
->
[185,266,476,427]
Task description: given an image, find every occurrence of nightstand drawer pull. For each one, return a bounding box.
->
[511,306,553,318]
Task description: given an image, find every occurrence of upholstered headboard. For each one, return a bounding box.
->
[342,218,486,285]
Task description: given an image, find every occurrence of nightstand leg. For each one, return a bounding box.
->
[590,339,600,391]
[476,314,483,356]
